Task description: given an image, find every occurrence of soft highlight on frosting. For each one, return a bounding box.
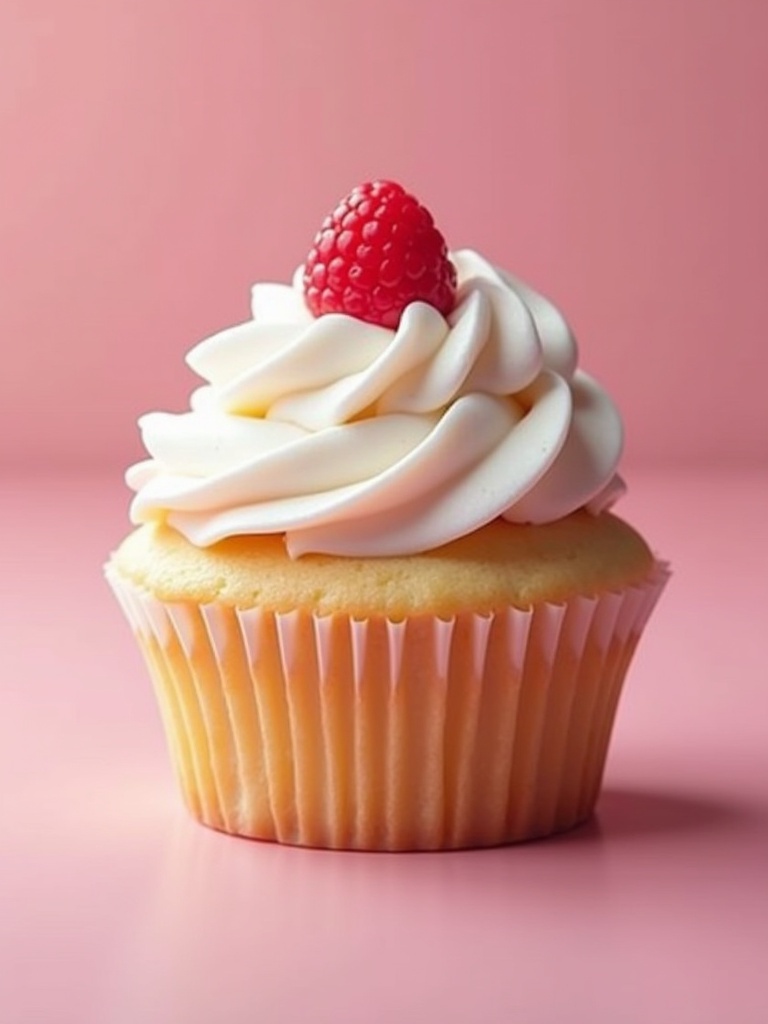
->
[127,250,625,557]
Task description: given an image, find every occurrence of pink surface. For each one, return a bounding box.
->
[2,469,767,1023]
[1,1,767,470]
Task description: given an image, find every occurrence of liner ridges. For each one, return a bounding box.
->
[107,564,669,850]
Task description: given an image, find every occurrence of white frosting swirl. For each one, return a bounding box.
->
[127,250,625,556]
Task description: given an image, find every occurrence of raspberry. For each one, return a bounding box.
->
[302,180,457,328]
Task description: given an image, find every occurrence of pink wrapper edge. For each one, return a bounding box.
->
[106,561,669,850]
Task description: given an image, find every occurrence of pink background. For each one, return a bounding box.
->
[1,0,767,471]
[2,4,768,1023]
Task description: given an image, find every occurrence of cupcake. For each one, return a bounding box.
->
[107,180,668,851]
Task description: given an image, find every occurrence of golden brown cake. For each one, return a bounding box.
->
[112,512,654,617]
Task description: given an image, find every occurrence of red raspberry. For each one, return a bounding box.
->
[302,180,457,329]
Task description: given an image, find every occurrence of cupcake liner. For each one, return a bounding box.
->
[106,563,669,851]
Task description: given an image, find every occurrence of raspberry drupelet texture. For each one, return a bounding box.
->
[302,180,457,329]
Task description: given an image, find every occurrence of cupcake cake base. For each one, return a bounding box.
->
[107,517,667,851]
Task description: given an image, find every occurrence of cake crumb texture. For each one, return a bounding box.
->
[109,512,655,617]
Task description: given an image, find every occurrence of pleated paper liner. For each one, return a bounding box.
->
[107,563,669,851]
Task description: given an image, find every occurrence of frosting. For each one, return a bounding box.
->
[127,250,625,557]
